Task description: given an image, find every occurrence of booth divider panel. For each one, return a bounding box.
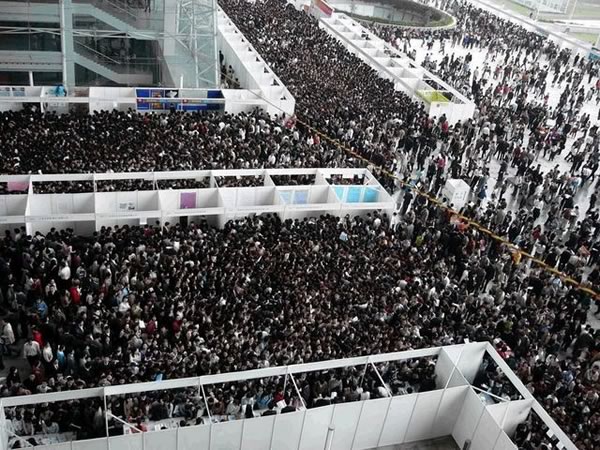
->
[28,443,71,450]
[298,405,334,450]
[108,433,143,450]
[352,397,392,449]
[0,195,27,215]
[440,345,465,365]
[434,348,456,388]
[329,400,363,450]
[494,430,517,450]
[72,437,108,450]
[404,390,445,443]
[456,343,487,383]
[487,402,509,428]
[470,407,503,450]
[178,423,210,450]
[240,415,275,450]
[143,428,177,450]
[447,367,470,388]
[270,409,304,450]
[452,388,485,448]
[432,386,470,438]
[210,419,244,450]
[503,399,533,436]
[377,393,418,447]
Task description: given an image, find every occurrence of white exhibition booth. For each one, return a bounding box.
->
[318,12,476,124]
[442,178,471,211]
[0,7,295,117]
[0,168,394,235]
[0,343,576,450]
[217,8,296,116]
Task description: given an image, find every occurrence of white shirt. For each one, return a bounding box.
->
[59,265,71,280]
[2,323,15,344]
[23,340,40,357]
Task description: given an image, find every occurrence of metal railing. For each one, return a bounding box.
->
[74,0,139,23]
[75,40,122,66]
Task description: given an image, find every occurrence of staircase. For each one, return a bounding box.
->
[73,42,154,85]
[72,0,164,37]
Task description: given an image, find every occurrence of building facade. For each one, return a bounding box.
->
[0,0,219,89]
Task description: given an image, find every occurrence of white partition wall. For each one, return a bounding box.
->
[0,169,394,234]
[217,8,295,116]
[0,343,577,450]
[318,13,475,124]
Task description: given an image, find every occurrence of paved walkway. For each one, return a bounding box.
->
[402,28,600,327]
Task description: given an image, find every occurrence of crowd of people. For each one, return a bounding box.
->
[0,0,599,448]
[1,211,598,447]
[0,109,349,177]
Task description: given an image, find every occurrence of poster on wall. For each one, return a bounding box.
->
[180,192,197,209]
[293,190,308,204]
[6,181,29,192]
[118,202,136,211]
[136,89,224,112]
[364,187,379,203]
[136,88,179,111]
[347,187,362,203]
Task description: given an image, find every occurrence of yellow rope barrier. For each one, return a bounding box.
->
[217,69,599,298]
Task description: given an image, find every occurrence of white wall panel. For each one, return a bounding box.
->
[210,420,243,450]
[73,193,95,213]
[116,191,139,211]
[503,399,533,437]
[95,193,117,213]
[329,401,364,450]
[452,388,485,448]
[309,185,329,203]
[0,195,26,215]
[353,397,394,449]
[487,402,509,428]
[236,188,256,207]
[144,428,177,450]
[54,194,74,214]
[378,394,418,446]
[456,343,487,383]
[494,430,517,450]
[198,189,220,207]
[434,349,455,388]
[432,386,469,437]
[404,390,444,443]
[440,345,463,364]
[240,415,275,450]
[31,444,71,450]
[255,187,275,205]
[29,195,54,215]
[158,190,178,209]
[136,191,159,210]
[108,433,143,450]
[271,410,304,450]
[447,368,469,388]
[73,437,108,450]
[298,406,334,450]
[178,423,210,450]
[470,408,503,450]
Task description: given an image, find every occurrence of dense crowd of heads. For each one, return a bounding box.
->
[0,0,600,448]
[1,211,599,446]
[0,109,348,176]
